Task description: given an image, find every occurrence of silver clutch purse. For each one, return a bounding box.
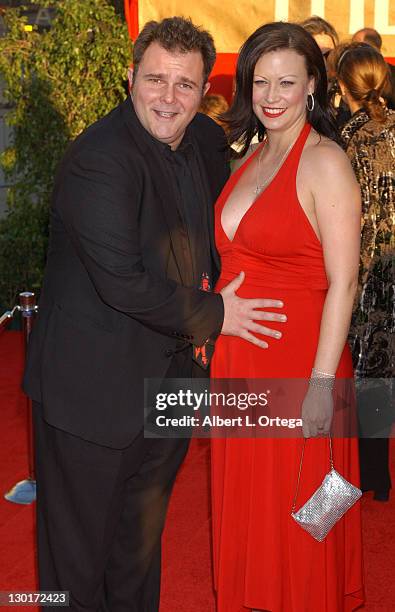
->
[291,437,362,542]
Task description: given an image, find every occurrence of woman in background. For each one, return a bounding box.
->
[336,42,394,501]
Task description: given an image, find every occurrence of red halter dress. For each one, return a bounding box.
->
[211,123,364,612]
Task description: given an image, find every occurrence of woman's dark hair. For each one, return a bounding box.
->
[335,42,391,123]
[223,22,339,157]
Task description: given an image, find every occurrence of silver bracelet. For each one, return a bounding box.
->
[311,367,335,379]
[309,367,335,390]
[309,377,335,391]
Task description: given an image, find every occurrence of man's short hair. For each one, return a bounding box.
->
[133,17,216,85]
[352,28,382,51]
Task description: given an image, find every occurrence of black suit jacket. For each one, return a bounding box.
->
[23,98,229,448]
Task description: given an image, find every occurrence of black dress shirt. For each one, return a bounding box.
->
[165,139,212,290]
[141,126,217,372]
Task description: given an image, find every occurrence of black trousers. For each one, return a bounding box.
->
[33,402,189,611]
[359,437,391,494]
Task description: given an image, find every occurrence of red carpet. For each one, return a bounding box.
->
[0,330,394,611]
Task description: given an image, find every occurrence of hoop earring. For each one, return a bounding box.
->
[306,92,315,112]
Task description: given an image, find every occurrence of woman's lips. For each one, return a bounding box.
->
[262,107,286,118]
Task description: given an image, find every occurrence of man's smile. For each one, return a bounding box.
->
[153,110,179,119]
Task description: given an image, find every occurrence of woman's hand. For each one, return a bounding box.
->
[301,385,333,438]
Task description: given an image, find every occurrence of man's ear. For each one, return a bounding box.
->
[203,81,211,97]
[127,66,134,93]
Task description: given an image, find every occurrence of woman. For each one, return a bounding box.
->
[336,43,394,501]
[211,23,364,611]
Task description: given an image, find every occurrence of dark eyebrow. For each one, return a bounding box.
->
[253,74,298,79]
[143,72,166,80]
[143,72,199,87]
[179,76,199,87]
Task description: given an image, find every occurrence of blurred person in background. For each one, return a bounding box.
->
[335,42,394,502]
[352,27,395,109]
[199,92,229,131]
[300,15,338,67]
[300,15,348,126]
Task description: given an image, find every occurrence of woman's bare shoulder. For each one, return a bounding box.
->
[303,129,351,176]
[301,129,359,198]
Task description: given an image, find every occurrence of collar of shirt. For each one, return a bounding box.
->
[162,133,195,165]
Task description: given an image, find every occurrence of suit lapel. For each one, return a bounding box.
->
[195,147,221,272]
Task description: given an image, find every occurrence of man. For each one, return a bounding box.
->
[23,17,285,611]
[299,15,338,62]
[299,16,351,127]
[352,27,395,109]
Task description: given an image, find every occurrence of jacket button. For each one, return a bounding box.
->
[165,349,174,357]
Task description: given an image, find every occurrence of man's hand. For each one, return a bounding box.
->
[220,271,286,349]
[301,386,334,438]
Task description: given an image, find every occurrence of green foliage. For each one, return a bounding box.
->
[0,0,132,310]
